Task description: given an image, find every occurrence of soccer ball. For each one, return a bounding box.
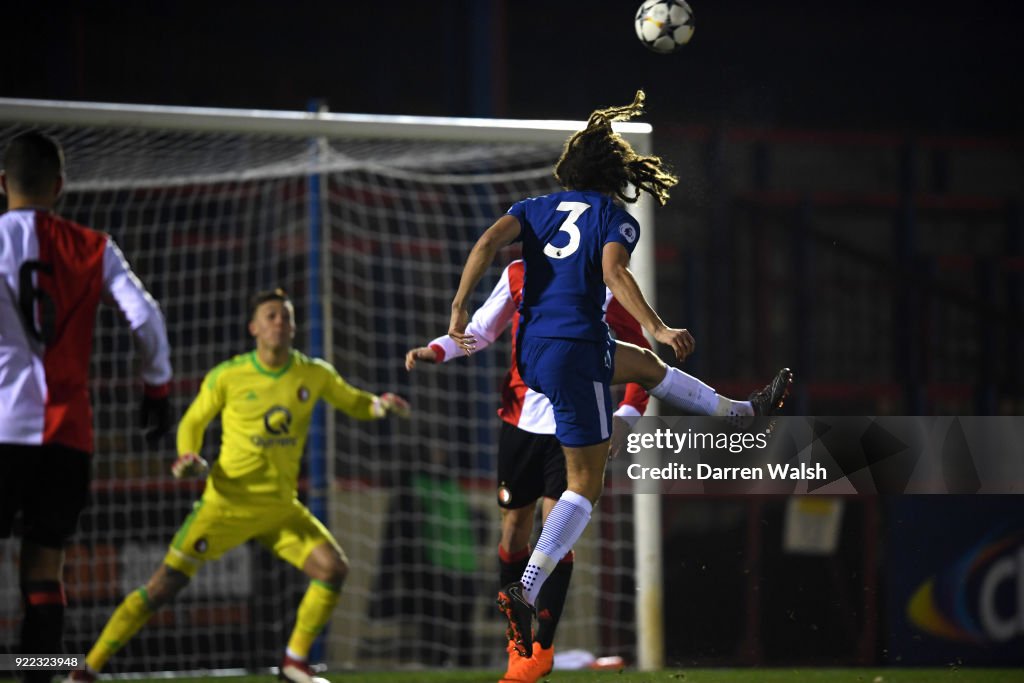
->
[635,0,695,54]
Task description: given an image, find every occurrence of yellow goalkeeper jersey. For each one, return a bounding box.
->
[178,349,379,501]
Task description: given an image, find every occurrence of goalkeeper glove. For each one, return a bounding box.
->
[172,453,209,479]
[373,392,410,418]
[140,383,173,448]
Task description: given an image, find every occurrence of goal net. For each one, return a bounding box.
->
[0,100,654,674]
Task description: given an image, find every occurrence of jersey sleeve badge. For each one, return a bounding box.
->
[619,222,638,244]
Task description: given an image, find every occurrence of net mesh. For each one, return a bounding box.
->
[0,118,640,672]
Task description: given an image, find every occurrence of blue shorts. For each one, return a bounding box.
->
[516,334,615,448]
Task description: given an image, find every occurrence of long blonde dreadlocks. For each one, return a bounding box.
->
[554,90,678,206]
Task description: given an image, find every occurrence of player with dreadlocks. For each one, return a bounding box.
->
[447,90,792,670]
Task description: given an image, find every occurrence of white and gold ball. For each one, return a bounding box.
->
[635,0,695,54]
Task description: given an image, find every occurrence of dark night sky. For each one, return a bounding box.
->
[6,1,1024,134]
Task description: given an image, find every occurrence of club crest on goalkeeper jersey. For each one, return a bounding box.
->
[177,350,377,500]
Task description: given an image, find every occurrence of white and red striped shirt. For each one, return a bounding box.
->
[0,209,172,453]
[429,259,650,435]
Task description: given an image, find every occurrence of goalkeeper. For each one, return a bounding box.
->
[69,288,410,683]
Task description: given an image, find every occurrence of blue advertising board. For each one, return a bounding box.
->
[885,497,1024,665]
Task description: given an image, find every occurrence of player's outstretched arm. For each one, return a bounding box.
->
[602,242,695,362]
[409,260,519,370]
[316,358,411,419]
[449,214,520,352]
[404,346,438,371]
[372,392,411,418]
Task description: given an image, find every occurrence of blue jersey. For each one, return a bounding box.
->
[507,190,641,342]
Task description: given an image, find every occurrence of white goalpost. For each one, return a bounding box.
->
[0,97,663,673]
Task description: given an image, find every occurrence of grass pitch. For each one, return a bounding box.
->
[22,668,1017,683]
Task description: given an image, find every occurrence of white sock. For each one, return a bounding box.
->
[285,648,306,662]
[650,367,753,417]
[521,490,592,605]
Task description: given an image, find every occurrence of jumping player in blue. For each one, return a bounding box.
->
[448,91,793,661]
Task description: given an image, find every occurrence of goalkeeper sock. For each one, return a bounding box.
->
[20,581,65,683]
[286,580,341,661]
[651,367,753,417]
[499,544,530,590]
[535,551,574,649]
[522,491,591,606]
[86,588,154,672]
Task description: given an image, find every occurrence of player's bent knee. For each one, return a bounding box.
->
[326,555,349,586]
[307,545,348,586]
[147,566,190,608]
[637,347,667,388]
[502,504,535,534]
[510,515,534,540]
[500,518,533,553]
[613,342,666,388]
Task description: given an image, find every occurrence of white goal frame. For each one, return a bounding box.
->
[0,97,664,671]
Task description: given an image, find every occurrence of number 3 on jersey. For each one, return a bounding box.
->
[543,201,589,260]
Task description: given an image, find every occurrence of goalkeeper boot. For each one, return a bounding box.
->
[497,581,535,659]
[279,656,329,683]
[749,367,793,416]
[499,641,554,683]
[64,670,96,683]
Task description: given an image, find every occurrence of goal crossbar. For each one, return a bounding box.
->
[0,97,651,147]
[0,96,663,671]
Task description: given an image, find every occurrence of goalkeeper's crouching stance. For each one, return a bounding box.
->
[67,289,410,683]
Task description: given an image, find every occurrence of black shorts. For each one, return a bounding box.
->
[496,421,566,510]
[0,442,91,549]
